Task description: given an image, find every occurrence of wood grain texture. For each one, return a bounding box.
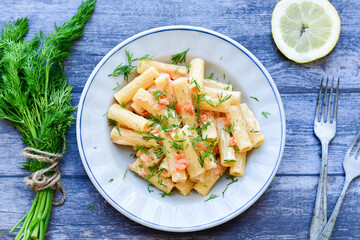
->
[0,0,360,239]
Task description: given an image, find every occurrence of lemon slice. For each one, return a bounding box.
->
[271,0,341,63]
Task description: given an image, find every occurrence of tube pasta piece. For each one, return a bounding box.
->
[230,151,246,177]
[129,158,175,193]
[159,156,170,177]
[175,179,195,196]
[240,103,265,147]
[174,126,205,180]
[160,168,171,178]
[108,104,151,132]
[199,95,231,113]
[155,73,176,103]
[172,78,197,127]
[191,171,206,183]
[138,60,187,79]
[200,111,217,141]
[229,105,253,152]
[203,86,241,105]
[111,127,158,147]
[114,67,159,104]
[193,163,227,196]
[130,102,148,117]
[203,153,217,171]
[188,58,205,93]
[215,118,236,167]
[162,133,187,183]
[138,148,163,168]
[133,88,180,126]
[204,79,233,91]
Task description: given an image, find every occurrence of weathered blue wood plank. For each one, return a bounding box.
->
[1,176,360,239]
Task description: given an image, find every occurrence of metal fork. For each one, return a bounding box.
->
[317,130,360,240]
[309,77,340,240]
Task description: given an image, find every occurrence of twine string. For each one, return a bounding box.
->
[22,146,66,206]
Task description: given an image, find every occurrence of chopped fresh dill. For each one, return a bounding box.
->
[190,78,201,92]
[88,204,95,210]
[168,102,177,110]
[262,111,271,118]
[120,102,126,108]
[224,81,231,90]
[204,194,218,202]
[203,185,208,188]
[220,57,223,60]
[174,67,179,73]
[226,174,239,186]
[171,48,189,64]
[141,131,164,141]
[222,186,228,197]
[223,159,237,162]
[147,184,154,193]
[109,119,121,135]
[93,147,97,149]
[250,128,260,133]
[223,122,235,135]
[223,73,226,79]
[186,64,191,70]
[123,169,128,180]
[205,73,214,79]
[108,179,114,183]
[157,178,167,188]
[217,92,232,109]
[103,111,108,117]
[222,174,239,197]
[135,145,150,155]
[108,50,153,82]
[160,191,173,198]
[130,153,137,159]
[151,90,165,99]
[250,96,259,102]
[113,82,122,91]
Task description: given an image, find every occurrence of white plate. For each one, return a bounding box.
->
[76,26,286,232]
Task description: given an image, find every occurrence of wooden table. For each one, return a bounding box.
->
[1,0,360,239]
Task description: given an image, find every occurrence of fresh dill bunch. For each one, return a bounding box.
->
[0,1,96,239]
[0,0,96,173]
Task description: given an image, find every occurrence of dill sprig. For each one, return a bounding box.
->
[250,96,259,102]
[160,191,174,198]
[108,50,153,82]
[223,122,235,135]
[204,194,218,202]
[171,48,189,65]
[262,111,271,118]
[205,73,214,79]
[1,1,96,238]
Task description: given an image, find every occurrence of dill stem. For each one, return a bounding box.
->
[13,193,39,239]
[44,60,50,112]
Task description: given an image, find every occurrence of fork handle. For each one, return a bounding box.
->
[317,179,351,240]
[309,141,329,240]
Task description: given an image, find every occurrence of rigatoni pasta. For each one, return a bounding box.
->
[107,52,265,198]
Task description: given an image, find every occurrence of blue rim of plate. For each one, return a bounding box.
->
[76,26,286,232]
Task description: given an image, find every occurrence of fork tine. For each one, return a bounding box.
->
[327,77,334,123]
[334,78,340,122]
[346,130,360,156]
[321,77,329,122]
[315,77,324,122]
[353,138,360,157]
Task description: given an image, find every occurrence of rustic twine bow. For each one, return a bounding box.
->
[22,144,66,206]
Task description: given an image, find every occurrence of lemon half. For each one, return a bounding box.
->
[271,0,341,63]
